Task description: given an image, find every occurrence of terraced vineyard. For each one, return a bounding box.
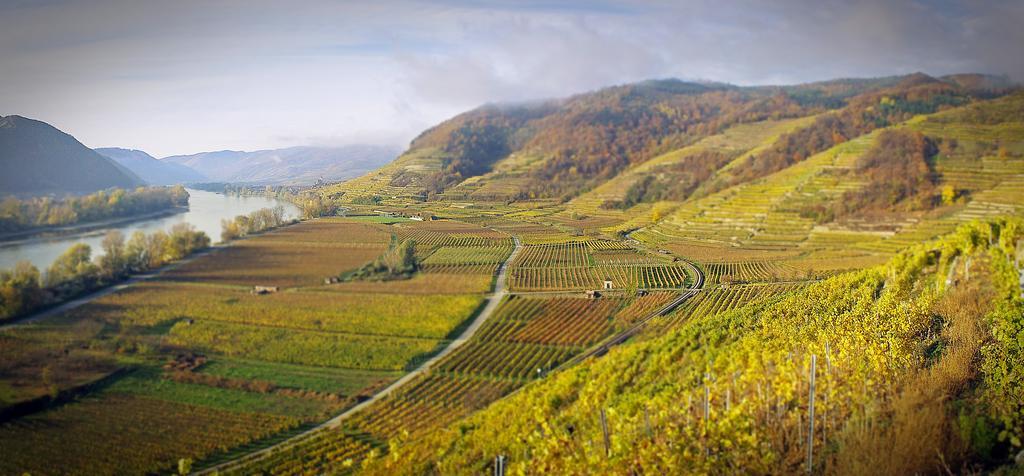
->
[655,282,808,330]
[553,116,822,233]
[490,296,623,346]
[634,92,1024,280]
[154,86,1024,476]
[363,217,1024,475]
[701,260,806,284]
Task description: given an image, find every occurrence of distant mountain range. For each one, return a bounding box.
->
[95,148,208,185]
[160,145,398,185]
[0,114,399,196]
[0,115,145,196]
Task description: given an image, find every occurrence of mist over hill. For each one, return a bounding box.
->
[95,147,208,185]
[0,115,144,196]
[162,145,399,185]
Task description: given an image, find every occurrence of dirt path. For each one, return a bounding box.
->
[197,236,523,474]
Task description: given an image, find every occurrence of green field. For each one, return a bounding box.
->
[199,359,402,395]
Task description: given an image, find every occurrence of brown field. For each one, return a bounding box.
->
[166,239,386,288]
[0,332,119,406]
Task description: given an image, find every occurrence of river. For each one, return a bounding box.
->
[0,188,300,270]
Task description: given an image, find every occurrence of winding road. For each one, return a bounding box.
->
[197,236,524,475]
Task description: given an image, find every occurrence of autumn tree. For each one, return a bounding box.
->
[941,185,958,206]
[45,243,97,290]
[166,223,210,261]
[97,231,127,280]
[0,261,43,319]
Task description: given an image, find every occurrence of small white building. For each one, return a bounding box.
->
[603,280,613,290]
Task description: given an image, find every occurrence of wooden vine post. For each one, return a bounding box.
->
[600,408,611,458]
[644,406,652,439]
[807,354,817,475]
[704,372,711,458]
[493,455,506,476]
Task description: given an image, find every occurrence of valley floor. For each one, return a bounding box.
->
[3,208,1022,475]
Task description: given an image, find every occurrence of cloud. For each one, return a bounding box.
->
[0,0,1019,157]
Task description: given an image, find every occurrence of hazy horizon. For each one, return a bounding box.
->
[2,0,1021,157]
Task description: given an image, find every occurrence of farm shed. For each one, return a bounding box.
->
[251,285,280,295]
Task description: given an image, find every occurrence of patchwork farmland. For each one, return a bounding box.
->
[0,217,513,475]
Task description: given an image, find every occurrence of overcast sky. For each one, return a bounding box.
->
[1,0,1021,157]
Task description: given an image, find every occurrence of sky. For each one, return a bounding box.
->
[1,0,1021,157]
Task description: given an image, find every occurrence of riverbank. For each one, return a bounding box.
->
[0,217,302,328]
[0,189,301,271]
[0,206,188,245]
[0,243,220,328]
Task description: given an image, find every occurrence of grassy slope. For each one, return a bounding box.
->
[366,218,1024,475]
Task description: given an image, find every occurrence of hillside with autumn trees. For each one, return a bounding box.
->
[326,73,1013,204]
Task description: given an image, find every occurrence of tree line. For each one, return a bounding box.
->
[0,186,189,234]
[0,223,210,322]
[220,206,292,242]
[209,184,340,221]
[342,238,418,282]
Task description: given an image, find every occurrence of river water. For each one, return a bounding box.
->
[0,188,300,270]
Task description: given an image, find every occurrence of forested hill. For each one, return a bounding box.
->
[0,115,144,195]
[326,73,1015,203]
